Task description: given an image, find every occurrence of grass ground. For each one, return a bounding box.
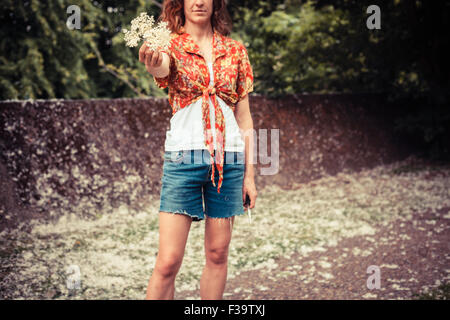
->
[0,155,449,299]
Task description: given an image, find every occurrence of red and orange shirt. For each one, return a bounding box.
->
[153,26,254,194]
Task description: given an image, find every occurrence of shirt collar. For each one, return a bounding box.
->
[178,26,227,63]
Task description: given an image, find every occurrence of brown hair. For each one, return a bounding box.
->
[158,0,232,36]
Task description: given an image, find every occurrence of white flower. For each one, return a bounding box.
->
[123,12,171,52]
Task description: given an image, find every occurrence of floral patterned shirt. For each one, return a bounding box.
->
[153,26,254,194]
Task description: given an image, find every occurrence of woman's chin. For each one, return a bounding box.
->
[190,16,211,24]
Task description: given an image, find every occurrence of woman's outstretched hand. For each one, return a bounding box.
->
[139,41,164,74]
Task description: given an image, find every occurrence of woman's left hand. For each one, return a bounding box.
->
[242,176,257,210]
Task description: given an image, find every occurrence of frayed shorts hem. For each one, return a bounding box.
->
[159,207,204,221]
[159,207,247,222]
[205,209,246,220]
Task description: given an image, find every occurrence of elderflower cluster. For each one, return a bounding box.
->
[122,12,171,51]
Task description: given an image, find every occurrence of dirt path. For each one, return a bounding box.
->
[175,206,450,300]
[2,156,448,300]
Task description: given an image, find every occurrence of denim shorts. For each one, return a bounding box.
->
[159,149,246,222]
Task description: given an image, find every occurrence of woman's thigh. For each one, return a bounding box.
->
[204,215,235,256]
[156,211,193,264]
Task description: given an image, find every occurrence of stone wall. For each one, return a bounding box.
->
[0,94,416,230]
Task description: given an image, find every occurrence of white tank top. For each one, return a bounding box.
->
[164,62,245,152]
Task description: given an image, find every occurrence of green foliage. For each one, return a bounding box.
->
[0,0,166,100]
[1,0,90,99]
[1,0,449,161]
[2,0,448,101]
[232,0,442,97]
[230,0,450,159]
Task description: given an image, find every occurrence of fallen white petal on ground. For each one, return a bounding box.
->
[1,155,449,299]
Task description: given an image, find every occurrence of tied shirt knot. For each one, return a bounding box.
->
[205,84,216,96]
[201,83,225,193]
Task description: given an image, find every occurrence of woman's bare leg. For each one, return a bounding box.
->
[146,211,192,300]
[200,216,235,300]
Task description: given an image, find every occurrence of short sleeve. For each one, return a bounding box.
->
[152,49,174,89]
[236,43,254,102]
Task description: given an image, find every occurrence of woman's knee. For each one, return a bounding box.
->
[154,252,184,278]
[205,246,229,265]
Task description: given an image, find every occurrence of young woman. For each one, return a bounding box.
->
[140,0,257,300]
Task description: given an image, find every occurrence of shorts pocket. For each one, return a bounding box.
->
[164,150,185,163]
